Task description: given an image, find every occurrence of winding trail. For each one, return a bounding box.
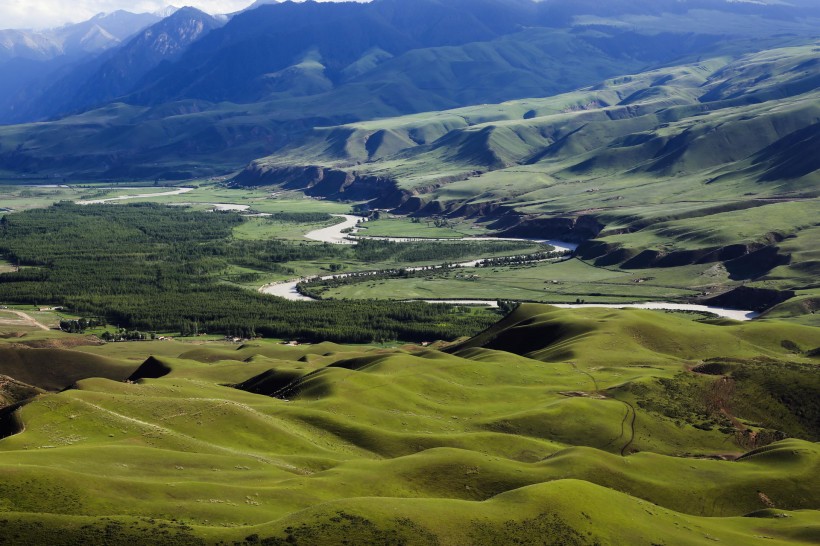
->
[76,187,194,205]
[620,401,637,456]
[259,215,759,321]
[1,310,51,331]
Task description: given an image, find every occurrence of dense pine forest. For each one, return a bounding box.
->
[0,203,502,342]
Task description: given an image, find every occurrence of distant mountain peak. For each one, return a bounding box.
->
[89,9,142,21]
[79,24,118,48]
[172,6,209,17]
[154,6,180,18]
[238,0,280,14]
[247,0,280,9]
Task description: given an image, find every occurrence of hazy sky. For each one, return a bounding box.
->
[1,0,365,30]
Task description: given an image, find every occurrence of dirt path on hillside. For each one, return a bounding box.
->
[620,401,637,456]
[0,310,51,331]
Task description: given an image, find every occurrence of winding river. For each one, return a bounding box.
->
[259,214,759,321]
[305,214,363,244]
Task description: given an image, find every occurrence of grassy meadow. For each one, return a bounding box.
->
[0,182,352,218]
[311,257,707,303]
[357,217,493,238]
[0,304,818,544]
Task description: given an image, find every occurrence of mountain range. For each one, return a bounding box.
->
[225,37,818,314]
[0,10,168,62]
[0,9,169,124]
[10,7,224,122]
[1,0,818,178]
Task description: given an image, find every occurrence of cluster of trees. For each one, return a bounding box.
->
[0,203,500,342]
[497,300,519,314]
[298,267,436,298]
[100,329,153,342]
[90,289,496,343]
[477,249,571,267]
[408,216,454,228]
[352,239,534,264]
[264,212,332,223]
[59,317,104,333]
[221,239,338,272]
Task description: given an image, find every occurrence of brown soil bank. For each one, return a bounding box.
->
[0,375,44,409]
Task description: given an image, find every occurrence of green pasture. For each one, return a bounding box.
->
[315,258,713,303]
[232,216,340,242]
[358,217,492,238]
[601,200,820,252]
[0,184,139,211]
[0,305,817,543]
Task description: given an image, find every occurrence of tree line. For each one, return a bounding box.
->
[0,203,500,342]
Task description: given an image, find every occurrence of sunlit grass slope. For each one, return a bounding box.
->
[0,304,817,543]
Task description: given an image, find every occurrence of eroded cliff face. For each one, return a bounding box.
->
[234,162,609,242]
[576,237,791,279]
[491,215,605,243]
[233,163,403,204]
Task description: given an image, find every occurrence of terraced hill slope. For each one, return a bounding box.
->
[0,304,817,544]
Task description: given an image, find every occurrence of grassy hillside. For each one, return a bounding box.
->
[240,42,819,320]
[0,304,817,543]
[0,348,133,391]
[244,43,819,198]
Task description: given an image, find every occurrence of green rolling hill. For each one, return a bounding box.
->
[240,43,819,204]
[0,304,817,544]
[0,3,818,543]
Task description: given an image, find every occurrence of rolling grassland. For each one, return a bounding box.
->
[0,304,817,544]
